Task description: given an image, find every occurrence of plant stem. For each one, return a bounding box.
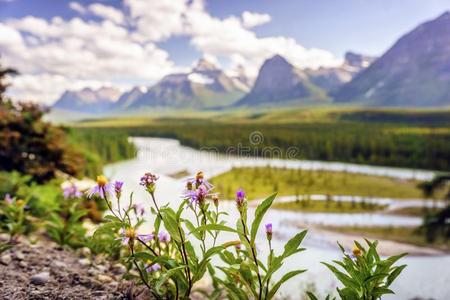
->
[177,226,192,297]
[137,238,159,256]
[102,187,122,221]
[265,239,273,299]
[130,244,160,299]
[240,217,263,300]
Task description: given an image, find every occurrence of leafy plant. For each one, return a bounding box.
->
[215,190,307,300]
[321,240,407,300]
[0,194,31,243]
[45,184,87,248]
[91,172,307,299]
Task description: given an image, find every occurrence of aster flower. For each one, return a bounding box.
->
[138,233,155,243]
[119,227,137,245]
[4,194,13,204]
[187,171,213,190]
[87,175,114,199]
[182,184,211,207]
[140,172,159,193]
[158,231,171,243]
[265,223,273,241]
[63,184,82,199]
[146,263,161,272]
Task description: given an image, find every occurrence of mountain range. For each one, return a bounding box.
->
[53,11,450,112]
[334,11,450,107]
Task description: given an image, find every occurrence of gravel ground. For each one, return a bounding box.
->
[0,237,150,300]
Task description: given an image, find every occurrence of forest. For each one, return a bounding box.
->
[76,109,450,171]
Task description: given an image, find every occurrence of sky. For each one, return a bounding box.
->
[0,0,449,104]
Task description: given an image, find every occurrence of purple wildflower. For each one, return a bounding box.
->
[114,181,124,199]
[119,227,136,246]
[158,231,171,243]
[146,263,161,272]
[132,203,145,216]
[140,172,159,193]
[4,194,13,204]
[236,188,246,210]
[182,184,211,207]
[187,171,213,190]
[138,233,155,243]
[63,184,82,199]
[265,223,273,241]
[87,175,114,199]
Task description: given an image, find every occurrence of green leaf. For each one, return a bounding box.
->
[250,193,276,244]
[386,264,407,287]
[363,273,388,286]
[133,251,155,261]
[337,287,360,300]
[371,287,395,297]
[322,262,360,291]
[183,218,202,240]
[189,224,239,235]
[155,265,187,293]
[306,292,318,300]
[282,230,307,258]
[267,269,306,298]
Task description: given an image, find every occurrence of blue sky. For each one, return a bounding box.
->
[0,0,449,103]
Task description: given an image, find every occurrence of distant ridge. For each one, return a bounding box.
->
[236,55,327,106]
[333,11,450,107]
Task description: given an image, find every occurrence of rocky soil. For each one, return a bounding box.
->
[0,237,149,299]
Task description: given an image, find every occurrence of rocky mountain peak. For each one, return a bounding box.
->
[193,58,219,72]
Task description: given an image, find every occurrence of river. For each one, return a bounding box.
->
[104,137,450,299]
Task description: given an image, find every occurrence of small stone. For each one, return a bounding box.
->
[15,252,25,260]
[97,274,113,283]
[51,260,67,269]
[0,254,12,265]
[78,258,91,267]
[80,247,91,257]
[95,264,107,273]
[111,263,126,275]
[30,272,50,285]
[87,268,98,276]
[19,261,28,268]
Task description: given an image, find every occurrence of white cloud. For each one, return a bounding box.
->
[2,14,175,104]
[241,11,271,28]
[69,2,86,14]
[88,3,125,24]
[2,0,341,104]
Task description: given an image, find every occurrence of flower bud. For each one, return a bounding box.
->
[236,189,246,211]
[265,223,273,241]
[114,181,124,199]
[352,245,361,257]
[212,194,219,208]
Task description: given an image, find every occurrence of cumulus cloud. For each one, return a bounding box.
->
[69,2,86,14]
[89,3,125,24]
[241,11,271,28]
[2,0,341,104]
